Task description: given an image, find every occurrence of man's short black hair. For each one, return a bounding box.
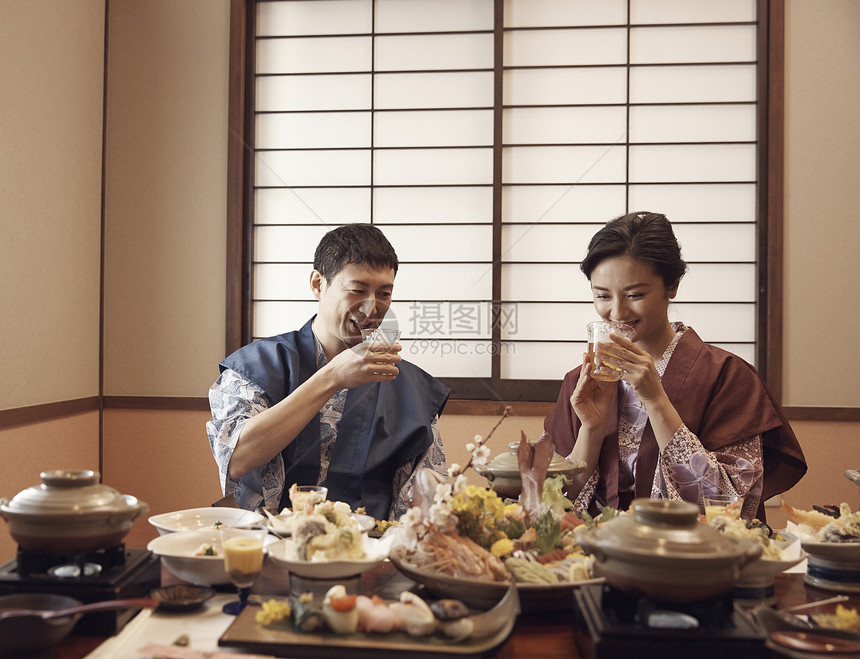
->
[313,223,399,282]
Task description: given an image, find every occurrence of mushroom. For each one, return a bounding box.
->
[430,599,474,638]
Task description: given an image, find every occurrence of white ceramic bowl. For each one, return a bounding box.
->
[147,528,272,586]
[267,535,390,580]
[801,540,860,592]
[148,507,264,535]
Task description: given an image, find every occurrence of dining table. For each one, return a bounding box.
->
[49,522,859,659]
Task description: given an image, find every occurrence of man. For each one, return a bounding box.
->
[206,224,449,520]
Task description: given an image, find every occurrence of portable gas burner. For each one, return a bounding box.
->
[0,543,160,634]
[575,582,766,659]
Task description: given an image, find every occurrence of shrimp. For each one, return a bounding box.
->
[781,500,835,530]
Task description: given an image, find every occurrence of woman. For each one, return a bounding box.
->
[544,212,806,521]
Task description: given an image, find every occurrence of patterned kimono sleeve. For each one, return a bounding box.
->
[205,368,285,510]
[572,470,600,514]
[654,424,764,520]
[389,415,446,521]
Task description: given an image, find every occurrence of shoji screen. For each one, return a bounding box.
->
[250,0,761,400]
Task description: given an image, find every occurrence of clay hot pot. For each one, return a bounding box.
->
[0,469,148,553]
[473,441,587,499]
[576,498,762,602]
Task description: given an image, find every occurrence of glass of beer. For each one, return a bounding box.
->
[586,321,635,381]
[222,527,268,614]
[703,495,745,523]
[361,327,401,375]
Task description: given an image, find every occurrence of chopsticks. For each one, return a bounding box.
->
[781,595,850,613]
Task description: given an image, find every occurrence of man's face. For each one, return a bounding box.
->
[311,262,396,348]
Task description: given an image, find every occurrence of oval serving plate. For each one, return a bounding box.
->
[389,553,603,612]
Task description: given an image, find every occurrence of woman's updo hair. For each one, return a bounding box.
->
[580,211,688,289]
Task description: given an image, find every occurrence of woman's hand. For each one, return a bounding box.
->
[598,333,684,451]
[570,352,615,431]
[599,333,663,404]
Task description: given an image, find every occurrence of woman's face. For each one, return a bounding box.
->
[589,254,678,353]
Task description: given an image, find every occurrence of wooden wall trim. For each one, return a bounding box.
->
[101,397,211,412]
[781,407,860,422]
[3,398,860,428]
[765,0,786,401]
[0,397,100,430]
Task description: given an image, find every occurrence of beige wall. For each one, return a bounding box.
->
[783,0,860,405]
[1,0,859,563]
[0,0,104,410]
[102,0,229,397]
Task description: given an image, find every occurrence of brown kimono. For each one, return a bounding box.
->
[544,328,807,521]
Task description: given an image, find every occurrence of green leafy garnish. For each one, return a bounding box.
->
[541,474,574,516]
[534,510,563,555]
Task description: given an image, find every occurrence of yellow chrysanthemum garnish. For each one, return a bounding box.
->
[255,598,292,626]
[490,537,514,558]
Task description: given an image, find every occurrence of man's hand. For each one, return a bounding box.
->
[326,341,402,389]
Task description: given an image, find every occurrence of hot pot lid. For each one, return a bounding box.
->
[482,441,582,478]
[580,498,750,560]
[1,469,136,515]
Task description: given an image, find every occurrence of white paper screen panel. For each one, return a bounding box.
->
[680,264,757,302]
[256,150,370,187]
[505,107,628,145]
[501,224,606,263]
[255,301,319,339]
[630,25,756,64]
[500,301,594,341]
[628,184,755,222]
[672,224,756,262]
[505,0,628,27]
[502,342,581,380]
[630,0,756,25]
[374,110,494,148]
[257,37,371,74]
[670,303,756,344]
[503,185,626,223]
[504,28,628,66]
[401,340,493,378]
[374,187,493,224]
[504,67,629,105]
[374,149,493,186]
[630,65,757,103]
[391,264,493,302]
[254,264,315,301]
[375,72,494,109]
[256,188,372,224]
[629,105,756,144]
[257,0,372,36]
[257,75,372,112]
[255,225,332,262]
[629,144,757,183]
[376,0,493,32]
[375,34,493,71]
[378,225,492,262]
[503,146,628,184]
[501,264,587,303]
[257,112,371,149]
